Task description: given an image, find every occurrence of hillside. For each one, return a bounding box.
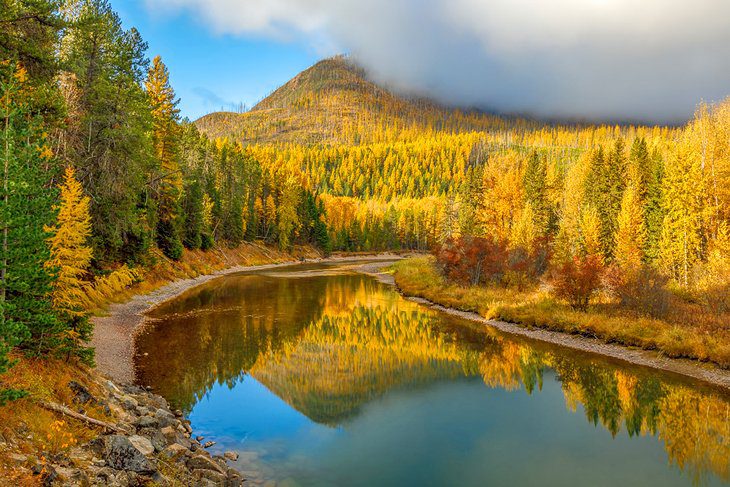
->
[194,56,524,145]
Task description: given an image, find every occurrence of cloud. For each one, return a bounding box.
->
[147,0,730,122]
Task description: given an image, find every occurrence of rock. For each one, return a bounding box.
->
[195,435,205,442]
[160,426,191,449]
[137,427,167,452]
[120,395,139,411]
[161,443,191,459]
[186,454,225,474]
[8,453,28,465]
[128,435,154,456]
[86,437,106,457]
[203,441,216,448]
[193,468,227,484]
[173,409,183,418]
[223,451,239,461]
[41,464,58,486]
[67,447,92,465]
[182,422,193,434]
[68,380,96,405]
[134,415,159,429]
[53,466,88,484]
[104,435,156,474]
[154,408,177,428]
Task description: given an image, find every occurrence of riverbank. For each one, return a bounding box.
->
[388,256,730,391]
[93,249,405,384]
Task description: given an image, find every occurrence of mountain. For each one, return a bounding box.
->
[194,56,520,145]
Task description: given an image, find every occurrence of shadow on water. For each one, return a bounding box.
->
[135,261,730,487]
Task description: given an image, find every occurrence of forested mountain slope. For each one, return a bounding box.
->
[195,56,528,145]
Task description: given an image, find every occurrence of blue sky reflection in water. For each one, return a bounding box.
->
[135,262,730,487]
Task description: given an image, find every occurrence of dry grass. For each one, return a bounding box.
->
[0,356,113,483]
[92,241,322,314]
[393,256,730,368]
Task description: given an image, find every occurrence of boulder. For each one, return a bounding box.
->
[68,380,96,405]
[161,443,191,459]
[134,415,159,429]
[137,427,167,452]
[193,468,227,484]
[128,435,154,456]
[223,451,239,461]
[186,454,225,474]
[104,435,156,474]
[160,426,191,449]
[154,408,177,428]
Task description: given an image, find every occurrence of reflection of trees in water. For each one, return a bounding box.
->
[136,271,730,484]
[250,304,479,425]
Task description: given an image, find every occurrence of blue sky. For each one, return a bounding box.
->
[113,0,321,120]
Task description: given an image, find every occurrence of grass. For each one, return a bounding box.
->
[0,356,113,483]
[393,256,730,369]
[91,241,322,314]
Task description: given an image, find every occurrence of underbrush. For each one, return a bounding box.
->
[393,256,730,368]
[0,357,111,483]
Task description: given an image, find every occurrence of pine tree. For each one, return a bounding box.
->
[643,151,665,262]
[0,62,62,372]
[146,55,183,260]
[585,141,626,260]
[45,166,94,364]
[523,151,550,237]
[60,0,153,263]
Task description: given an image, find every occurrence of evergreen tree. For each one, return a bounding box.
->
[0,63,62,366]
[60,0,153,263]
[585,140,626,260]
[523,151,550,237]
[146,55,183,260]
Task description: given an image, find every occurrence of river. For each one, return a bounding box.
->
[134,261,730,487]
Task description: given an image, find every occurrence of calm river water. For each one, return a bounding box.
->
[135,261,730,487]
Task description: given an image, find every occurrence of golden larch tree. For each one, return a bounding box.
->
[46,166,93,317]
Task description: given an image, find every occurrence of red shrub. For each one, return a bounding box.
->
[551,255,604,311]
[435,236,509,286]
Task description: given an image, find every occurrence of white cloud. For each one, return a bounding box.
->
[146,0,730,122]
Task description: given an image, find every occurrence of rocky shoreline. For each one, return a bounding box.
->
[12,373,244,486]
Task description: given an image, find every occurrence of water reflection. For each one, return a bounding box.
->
[135,263,730,486]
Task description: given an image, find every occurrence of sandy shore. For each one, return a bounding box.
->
[91,254,404,384]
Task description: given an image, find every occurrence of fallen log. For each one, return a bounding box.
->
[38,401,125,433]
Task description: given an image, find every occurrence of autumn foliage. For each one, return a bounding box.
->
[435,236,509,286]
[550,255,605,311]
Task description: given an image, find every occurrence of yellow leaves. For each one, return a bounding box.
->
[46,167,93,317]
[615,182,646,270]
[13,65,28,84]
[579,205,602,258]
[38,145,54,160]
